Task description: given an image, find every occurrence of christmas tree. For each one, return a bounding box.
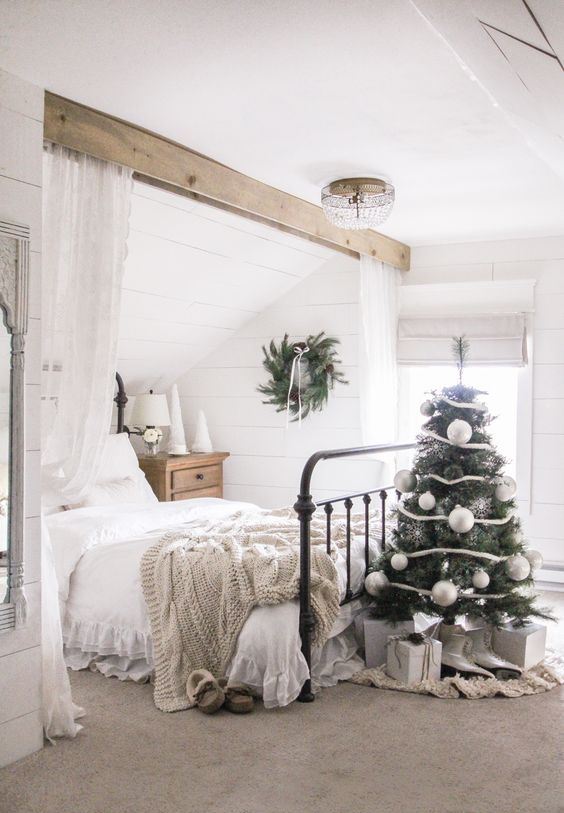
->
[367,338,549,629]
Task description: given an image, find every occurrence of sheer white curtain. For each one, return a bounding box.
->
[41,143,133,739]
[359,256,400,475]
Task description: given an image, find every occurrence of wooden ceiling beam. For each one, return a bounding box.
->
[44,92,410,270]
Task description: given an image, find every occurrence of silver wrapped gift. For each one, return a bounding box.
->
[363,618,416,668]
[492,621,546,670]
[386,633,442,685]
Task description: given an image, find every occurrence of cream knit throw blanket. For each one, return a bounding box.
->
[141,507,368,712]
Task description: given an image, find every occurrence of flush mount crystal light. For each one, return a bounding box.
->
[321,177,395,230]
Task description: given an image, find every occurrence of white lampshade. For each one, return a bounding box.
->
[131,391,170,427]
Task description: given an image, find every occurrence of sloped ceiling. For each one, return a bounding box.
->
[118,181,335,394]
[1,0,563,244]
[411,0,564,182]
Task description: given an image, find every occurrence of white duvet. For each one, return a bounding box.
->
[48,498,374,707]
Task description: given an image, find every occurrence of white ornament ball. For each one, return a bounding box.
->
[472,570,490,589]
[446,419,473,445]
[431,580,458,607]
[393,469,417,494]
[418,491,436,511]
[364,571,389,596]
[505,555,531,582]
[448,505,475,534]
[495,475,517,502]
[524,549,543,571]
[420,400,435,417]
[390,553,409,571]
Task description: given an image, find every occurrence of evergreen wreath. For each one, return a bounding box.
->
[257,332,348,421]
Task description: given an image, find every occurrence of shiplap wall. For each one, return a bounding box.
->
[0,69,43,766]
[177,234,564,583]
[407,237,564,580]
[118,182,335,394]
[177,253,392,507]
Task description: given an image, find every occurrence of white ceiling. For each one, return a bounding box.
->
[1,0,563,245]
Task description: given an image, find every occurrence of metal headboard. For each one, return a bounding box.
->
[114,372,128,433]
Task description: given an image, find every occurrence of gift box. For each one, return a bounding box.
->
[492,621,546,670]
[386,634,442,685]
[364,618,416,668]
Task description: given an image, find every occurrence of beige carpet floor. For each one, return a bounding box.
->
[2,592,563,813]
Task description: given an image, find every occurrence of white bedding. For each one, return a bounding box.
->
[48,498,375,707]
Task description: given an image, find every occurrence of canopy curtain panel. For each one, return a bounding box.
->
[41,143,133,740]
[358,256,400,479]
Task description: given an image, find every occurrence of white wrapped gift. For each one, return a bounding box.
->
[364,619,416,668]
[492,621,546,670]
[386,634,442,685]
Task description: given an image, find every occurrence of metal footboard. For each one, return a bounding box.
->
[293,442,415,702]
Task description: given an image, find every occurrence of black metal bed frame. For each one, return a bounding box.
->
[115,373,414,703]
[114,372,128,434]
[294,443,415,702]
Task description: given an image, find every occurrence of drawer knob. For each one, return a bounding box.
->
[196,473,204,480]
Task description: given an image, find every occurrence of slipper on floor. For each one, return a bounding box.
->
[186,670,226,714]
[219,679,255,714]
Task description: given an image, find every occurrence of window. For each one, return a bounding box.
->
[396,279,536,507]
[399,365,519,480]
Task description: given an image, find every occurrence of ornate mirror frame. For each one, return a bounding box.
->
[0,219,29,632]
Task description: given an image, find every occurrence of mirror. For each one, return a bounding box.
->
[0,220,29,631]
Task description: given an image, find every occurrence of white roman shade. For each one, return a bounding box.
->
[398,280,535,367]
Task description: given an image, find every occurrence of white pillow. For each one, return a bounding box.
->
[77,476,143,508]
[94,433,157,506]
[42,433,158,511]
[98,433,145,481]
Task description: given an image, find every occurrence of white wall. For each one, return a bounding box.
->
[118,182,334,394]
[177,253,392,508]
[0,69,43,766]
[407,236,564,582]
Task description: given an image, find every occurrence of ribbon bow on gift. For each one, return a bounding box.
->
[387,632,440,683]
[286,343,310,428]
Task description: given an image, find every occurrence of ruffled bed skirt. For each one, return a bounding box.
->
[350,649,564,699]
[63,605,366,708]
[63,616,154,683]
[64,616,153,662]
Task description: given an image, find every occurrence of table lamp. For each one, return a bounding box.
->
[130,390,171,455]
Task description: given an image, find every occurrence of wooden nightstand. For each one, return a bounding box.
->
[137,452,230,502]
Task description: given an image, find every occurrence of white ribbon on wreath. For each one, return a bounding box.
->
[286,344,310,428]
